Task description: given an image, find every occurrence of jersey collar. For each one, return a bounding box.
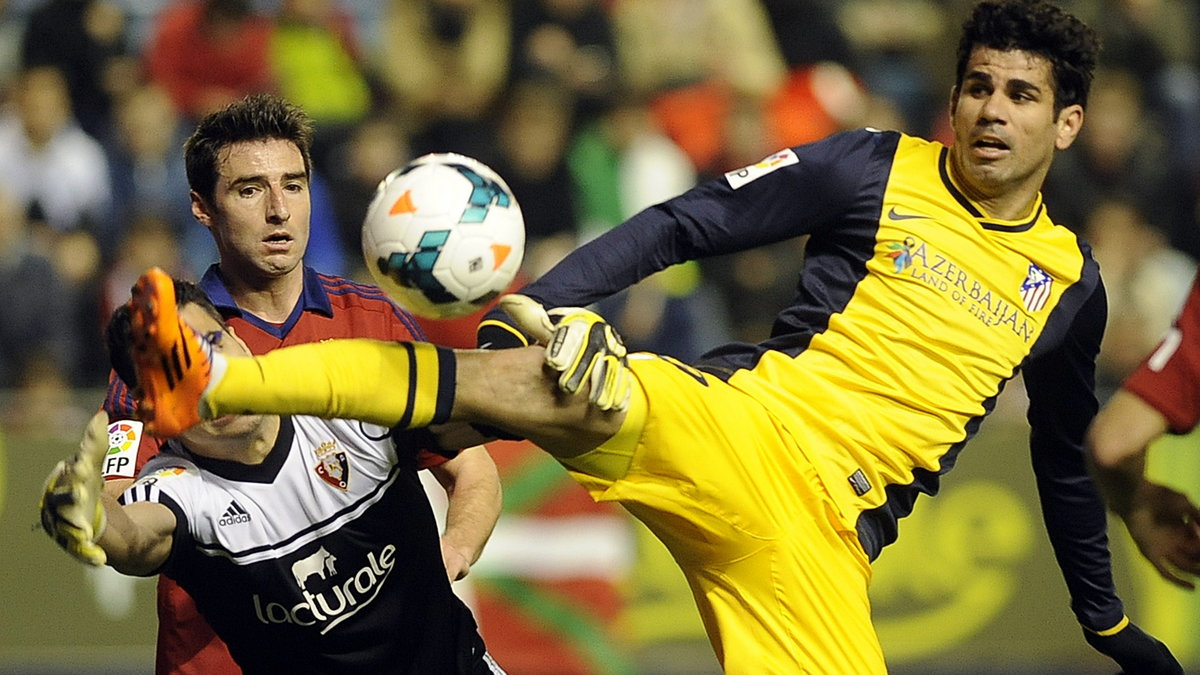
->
[199,264,335,320]
[938,147,1044,233]
[172,416,295,483]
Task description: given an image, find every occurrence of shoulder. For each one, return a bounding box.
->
[783,127,905,185]
[804,127,903,159]
[313,273,426,340]
[123,454,200,505]
[137,454,199,484]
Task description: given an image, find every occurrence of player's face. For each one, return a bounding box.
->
[177,304,276,450]
[191,138,311,283]
[948,47,1083,217]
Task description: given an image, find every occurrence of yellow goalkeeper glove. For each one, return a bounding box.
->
[500,294,633,412]
[39,411,109,566]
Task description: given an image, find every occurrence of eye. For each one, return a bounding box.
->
[201,330,225,350]
[966,83,990,97]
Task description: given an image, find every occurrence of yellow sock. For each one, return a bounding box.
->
[206,340,454,429]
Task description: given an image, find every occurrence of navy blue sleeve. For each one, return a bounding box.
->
[523,129,891,310]
[1023,276,1125,632]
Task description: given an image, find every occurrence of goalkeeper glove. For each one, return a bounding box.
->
[1083,619,1183,674]
[500,294,633,412]
[39,411,110,566]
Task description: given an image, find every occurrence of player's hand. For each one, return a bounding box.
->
[1122,480,1200,589]
[39,411,110,566]
[441,541,472,582]
[500,294,633,412]
[1083,620,1183,674]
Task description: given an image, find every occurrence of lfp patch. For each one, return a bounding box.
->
[103,420,142,478]
[724,148,799,189]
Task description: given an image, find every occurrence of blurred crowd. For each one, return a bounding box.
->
[0,0,1196,433]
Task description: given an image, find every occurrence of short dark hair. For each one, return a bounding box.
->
[956,0,1100,112]
[183,93,314,206]
[107,279,223,389]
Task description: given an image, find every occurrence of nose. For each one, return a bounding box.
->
[977,91,1009,124]
[266,185,290,223]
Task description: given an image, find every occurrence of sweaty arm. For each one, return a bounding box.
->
[426,445,502,581]
[98,496,176,577]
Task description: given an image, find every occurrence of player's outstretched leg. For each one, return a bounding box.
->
[128,267,458,435]
[129,267,213,437]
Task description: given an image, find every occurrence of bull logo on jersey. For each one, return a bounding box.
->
[253,543,397,634]
[313,440,350,490]
[291,546,338,591]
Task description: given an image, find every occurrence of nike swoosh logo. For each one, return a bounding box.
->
[888,206,931,221]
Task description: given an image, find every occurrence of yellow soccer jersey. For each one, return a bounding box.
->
[506,128,1121,637]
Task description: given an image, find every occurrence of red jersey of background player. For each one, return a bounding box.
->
[1122,275,1200,433]
[102,265,441,675]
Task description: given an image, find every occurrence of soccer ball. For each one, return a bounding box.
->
[362,153,525,319]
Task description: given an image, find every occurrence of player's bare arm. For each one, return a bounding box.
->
[427,446,502,581]
[97,497,176,576]
[1088,390,1200,588]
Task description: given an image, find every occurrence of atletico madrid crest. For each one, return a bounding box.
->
[1020,263,1052,312]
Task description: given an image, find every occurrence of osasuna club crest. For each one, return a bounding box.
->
[313,440,350,490]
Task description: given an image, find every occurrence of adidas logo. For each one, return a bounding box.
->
[218,500,252,526]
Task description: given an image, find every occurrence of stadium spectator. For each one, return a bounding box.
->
[374,0,511,160]
[0,186,79,395]
[609,0,786,176]
[104,83,199,274]
[1082,199,1195,392]
[145,0,275,121]
[0,64,112,238]
[19,0,137,139]
[0,64,112,384]
[269,0,374,175]
[1042,68,1199,259]
[508,0,619,126]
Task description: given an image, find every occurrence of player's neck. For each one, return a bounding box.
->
[947,156,1044,222]
[223,267,305,324]
[188,416,281,466]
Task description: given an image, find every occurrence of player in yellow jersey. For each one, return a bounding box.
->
[54,1,1184,673]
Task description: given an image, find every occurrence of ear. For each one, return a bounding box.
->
[1054,104,1084,151]
[948,85,960,119]
[190,191,214,229]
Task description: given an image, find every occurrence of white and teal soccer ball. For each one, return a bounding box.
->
[362,153,525,319]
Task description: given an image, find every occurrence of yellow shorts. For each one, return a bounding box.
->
[560,354,885,675]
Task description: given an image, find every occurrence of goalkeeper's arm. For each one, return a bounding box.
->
[40,411,176,575]
[96,497,176,576]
